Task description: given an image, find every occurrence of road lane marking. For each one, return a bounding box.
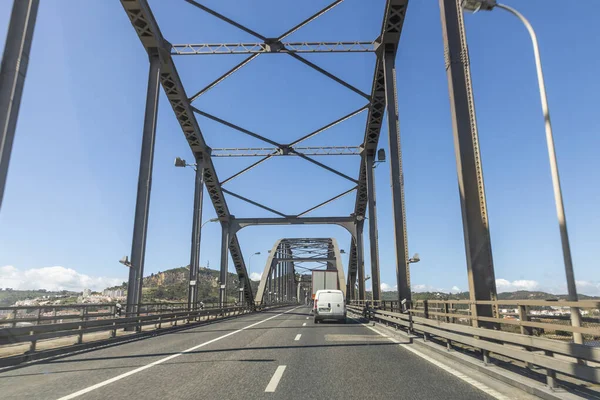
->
[302,322,306,326]
[265,365,286,392]
[306,317,309,319]
[357,320,510,400]
[294,334,302,341]
[56,306,301,400]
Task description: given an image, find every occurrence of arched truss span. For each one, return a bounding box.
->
[255,238,346,305]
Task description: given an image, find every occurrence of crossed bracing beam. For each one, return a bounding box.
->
[179,1,376,220]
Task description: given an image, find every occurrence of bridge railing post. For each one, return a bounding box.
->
[422,300,429,341]
[544,350,557,389]
[77,308,85,344]
[518,305,535,369]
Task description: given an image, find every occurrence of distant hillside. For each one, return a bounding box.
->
[106,266,260,303]
[0,289,79,307]
[377,290,599,302]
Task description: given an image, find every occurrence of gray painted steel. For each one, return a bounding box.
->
[366,153,382,301]
[356,221,366,301]
[383,50,411,306]
[0,0,39,212]
[219,222,230,307]
[255,238,346,305]
[120,0,254,305]
[126,53,160,319]
[439,0,498,326]
[348,0,409,291]
[187,159,204,310]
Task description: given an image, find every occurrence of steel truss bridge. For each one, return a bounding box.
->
[0,0,598,399]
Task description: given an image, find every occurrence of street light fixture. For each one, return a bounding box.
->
[463,0,583,344]
[174,156,195,168]
[408,253,420,264]
[373,148,386,168]
[119,256,132,268]
[461,0,496,13]
[200,217,219,229]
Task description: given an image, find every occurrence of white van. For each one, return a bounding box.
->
[313,289,346,323]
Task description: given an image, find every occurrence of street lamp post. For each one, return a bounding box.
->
[463,0,583,344]
[175,156,220,311]
[248,251,261,272]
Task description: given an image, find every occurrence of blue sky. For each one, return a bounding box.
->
[0,1,598,295]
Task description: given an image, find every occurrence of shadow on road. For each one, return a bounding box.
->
[9,342,397,372]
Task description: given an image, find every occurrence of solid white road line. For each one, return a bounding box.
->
[359,321,510,400]
[302,322,306,326]
[294,334,302,341]
[57,307,301,400]
[265,365,286,392]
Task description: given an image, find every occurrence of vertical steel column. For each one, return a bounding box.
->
[0,0,39,212]
[278,258,282,302]
[268,269,272,303]
[284,260,289,301]
[126,52,161,319]
[366,153,382,302]
[284,260,287,301]
[219,222,230,307]
[187,158,204,311]
[356,221,366,300]
[383,50,411,308]
[440,0,498,326]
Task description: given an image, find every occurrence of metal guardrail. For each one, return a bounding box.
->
[0,302,296,365]
[0,302,237,328]
[349,300,600,388]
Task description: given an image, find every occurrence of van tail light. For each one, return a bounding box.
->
[314,299,318,308]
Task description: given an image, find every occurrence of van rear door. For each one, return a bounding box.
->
[317,291,345,318]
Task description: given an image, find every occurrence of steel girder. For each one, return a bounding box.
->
[171,41,376,55]
[121,0,407,307]
[255,238,346,305]
[120,0,254,305]
[347,0,409,292]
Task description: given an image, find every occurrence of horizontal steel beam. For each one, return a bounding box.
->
[234,216,354,226]
[171,41,376,55]
[275,258,335,263]
[211,146,361,157]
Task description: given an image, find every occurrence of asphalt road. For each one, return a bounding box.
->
[0,305,506,399]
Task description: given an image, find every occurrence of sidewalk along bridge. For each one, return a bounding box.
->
[0,0,598,399]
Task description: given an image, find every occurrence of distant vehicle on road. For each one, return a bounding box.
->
[311,270,339,300]
[313,289,346,324]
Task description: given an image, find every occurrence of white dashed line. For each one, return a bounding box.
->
[360,322,510,400]
[57,307,301,400]
[306,317,309,319]
[265,365,286,392]
[294,334,302,341]
[302,322,306,326]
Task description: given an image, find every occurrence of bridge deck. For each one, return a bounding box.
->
[0,306,527,399]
